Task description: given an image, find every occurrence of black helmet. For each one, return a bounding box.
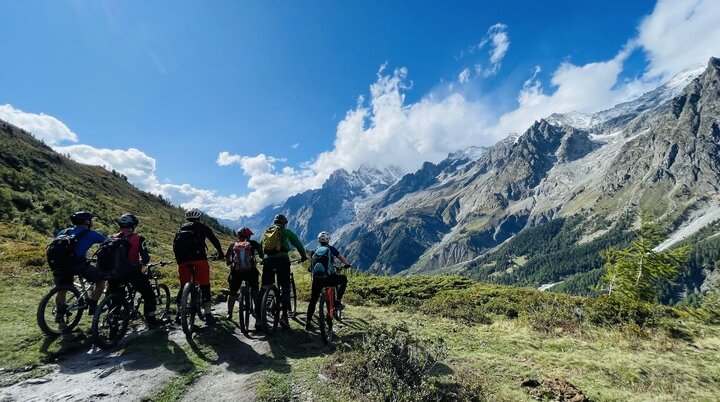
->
[70,211,94,225]
[118,213,139,228]
[273,214,288,226]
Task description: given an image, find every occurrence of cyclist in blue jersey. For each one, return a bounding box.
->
[52,212,107,326]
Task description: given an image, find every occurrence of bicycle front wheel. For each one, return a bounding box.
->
[180,283,198,336]
[260,286,280,335]
[288,274,297,318]
[92,293,131,349]
[238,286,252,335]
[154,284,171,320]
[318,293,333,345]
[37,285,84,336]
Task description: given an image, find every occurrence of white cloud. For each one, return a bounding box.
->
[0,104,78,145]
[487,23,510,68]
[290,143,300,149]
[6,0,720,221]
[54,144,159,190]
[638,0,720,79]
[471,23,510,77]
[458,68,471,83]
[492,43,652,136]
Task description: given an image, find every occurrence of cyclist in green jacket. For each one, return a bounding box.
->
[260,214,307,329]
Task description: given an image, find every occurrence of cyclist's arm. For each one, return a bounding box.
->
[329,246,350,266]
[204,225,224,256]
[224,244,234,265]
[284,229,307,259]
[138,236,150,265]
[89,231,107,245]
[250,240,265,260]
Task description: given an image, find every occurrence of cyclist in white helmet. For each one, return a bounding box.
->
[305,231,350,331]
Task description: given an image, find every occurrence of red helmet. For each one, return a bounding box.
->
[236,227,253,239]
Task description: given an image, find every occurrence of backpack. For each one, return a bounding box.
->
[311,246,334,277]
[94,234,134,277]
[231,241,255,272]
[173,223,203,260]
[46,228,88,271]
[263,225,285,255]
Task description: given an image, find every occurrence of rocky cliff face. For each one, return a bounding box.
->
[331,59,719,281]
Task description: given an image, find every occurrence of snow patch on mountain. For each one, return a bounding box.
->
[656,200,720,251]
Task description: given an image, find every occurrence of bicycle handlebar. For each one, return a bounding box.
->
[145,261,169,268]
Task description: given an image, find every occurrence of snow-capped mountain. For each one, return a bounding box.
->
[328,58,720,297]
[221,165,404,245]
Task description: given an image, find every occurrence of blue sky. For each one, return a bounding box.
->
[1,0,719,219]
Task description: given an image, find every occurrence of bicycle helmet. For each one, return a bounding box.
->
[118,213,139,228]
[317,231,331,244]
[273,214,288,226]
[236,227,253,239]
[70,211,94,225]
[185,208,203,220]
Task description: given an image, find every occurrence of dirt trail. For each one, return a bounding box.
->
[0,303,276,402]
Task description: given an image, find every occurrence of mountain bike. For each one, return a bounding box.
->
[37,275,96,336]
[37,259,101,336]
[317,263,350,344]
[259,260,299,334]
[91,261,170,349]
[235,276,255,335]
[180,264,205,336]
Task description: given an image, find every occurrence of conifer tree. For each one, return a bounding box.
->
[601,224,689,302]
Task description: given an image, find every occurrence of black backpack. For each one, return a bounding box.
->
[46,228,88,271]
[94,234,133,277]
[173,223,203,260]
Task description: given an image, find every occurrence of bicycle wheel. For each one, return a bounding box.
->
[238,286,251,334]
[180,282,198,335]
[92,293,131,349]
[288,274,297,318]
[260,286,280,334]
[318,292,333,345]
[154,284,171,320]
[37,285,84,336]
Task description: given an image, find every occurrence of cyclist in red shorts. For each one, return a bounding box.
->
[172,208,224,325]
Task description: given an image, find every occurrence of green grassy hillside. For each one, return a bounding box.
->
[0,118,233,273]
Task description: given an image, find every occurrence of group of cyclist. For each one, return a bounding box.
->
[48,208,351,335]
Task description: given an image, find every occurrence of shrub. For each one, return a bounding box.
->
[323,324,485,401]
[10,194,34,212]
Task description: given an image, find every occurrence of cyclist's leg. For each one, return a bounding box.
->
[227,272,241,318]
[193,260,212,318]
[129,270,157,320]
[334,274,348,304]
[248,269,260,317]
[305,276,324,327]
[176,262,193,320]
[52,271,73,322]
[77,264,106,311]
[276,258,292,312]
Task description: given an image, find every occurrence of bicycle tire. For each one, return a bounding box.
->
[92,293,131,349]
[318,293,333,345]
[180,282,197,335]
[260,286,280,334]
[238,286,251,334]
[288,274,297,318]
[37,285,84,336]
[154,284,171,320]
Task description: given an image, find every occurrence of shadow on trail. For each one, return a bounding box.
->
[121,330,196,373]
[186,319,278,374]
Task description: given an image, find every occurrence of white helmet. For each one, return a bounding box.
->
[185,208,202,220]
[317,231,331,243]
